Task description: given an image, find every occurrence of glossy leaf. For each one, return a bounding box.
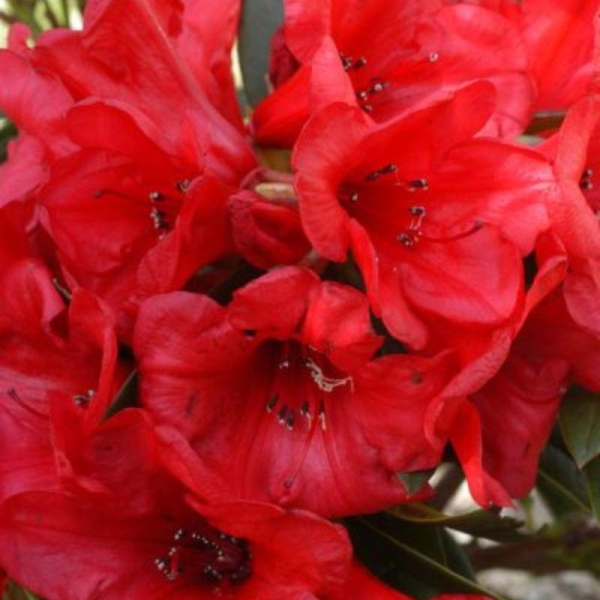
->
[347,514,502,600]
[560,386,600,467]
[583,457,600,523]
[537,444,592,517]
[389,503,528,543]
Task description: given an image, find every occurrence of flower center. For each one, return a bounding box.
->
[338,50,440,114]
[154,525,252,585]
[263,341,353,434]
[339,162,483,247]
[93,179,191,240]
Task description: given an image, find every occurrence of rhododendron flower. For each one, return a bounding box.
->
[0,0,257,337]
[0,490,352,600]
[293,85,556,352]
[253,0,534,146]
[448,0,600,111]
[0,256,129,502]
[135,267,459,517]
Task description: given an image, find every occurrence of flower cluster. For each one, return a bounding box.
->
[0,0,599,598]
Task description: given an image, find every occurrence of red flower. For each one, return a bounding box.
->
[253,0,534,146]
[427,233,570,507]
[0,489,352,600]
[0,256,129,502]
[0,0,256,338]
[135,267,458,517]
[454,0,600,111]
[293,86,556,352]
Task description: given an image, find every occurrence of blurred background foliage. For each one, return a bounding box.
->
[2,1,600,600]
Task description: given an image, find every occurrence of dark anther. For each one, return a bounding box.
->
[408,206,426,216]
[397,232,415,247]
[408,178,429,191]
[73,389,96,406]
[353,56,367,69]
[366,170,381,181]
[369,81,388,94]
[277,405,289,423]
[381,163,397,174]
[149,191,164,201]
[266,394,279,413]
[285,412,295,430]
[175,179,191,192]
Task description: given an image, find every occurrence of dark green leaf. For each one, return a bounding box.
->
[389,503,528,543]
[583,456,600,523]
[103,370,138,420]
[237,0,283,106]
[346,514,503,600]
[397,470,434,495]
[3,581,42,600]
[0,119,18,163]
[537,444,592,517]
[560,386,600,467]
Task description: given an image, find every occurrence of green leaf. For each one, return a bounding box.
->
[346,514,503,600]
[560,386,600,467]
[0,118,17,163]
[103,370,138,420]
[583,456,600,523]
[389,503,529,543]
[3,581,42,600]
[397,469,434,495]
[237,0,283,106]
[537,444,592,517]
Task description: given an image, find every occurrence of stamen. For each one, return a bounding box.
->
[407,178,429,191]
[149,191,164,202]
[420,221,483,243]
[429,52,440,62]
[303,357,354,392]
[73,389,96,406]
[397,232,415,247]
[277,405,289,424]
[285,412,295,431]
[155,526,252,585]
[266,394,279,412]
[318,400,327,432]
[353,56,367,69]
[580,167,593,190]
[369,80,389,94]
[175,179,191,192]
